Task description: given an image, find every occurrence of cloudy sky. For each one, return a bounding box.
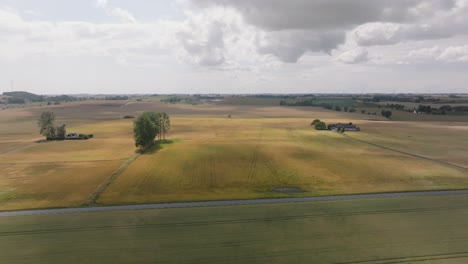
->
[1,0,468,94]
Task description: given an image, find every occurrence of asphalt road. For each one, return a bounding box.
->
[2,189,468,217]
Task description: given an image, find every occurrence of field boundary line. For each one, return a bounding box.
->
[342,133,468,173]
[336,251,468,264]
[3,189,468,217]
[84,153,141,206]
[0,143,37,156]
[0,158,127,165]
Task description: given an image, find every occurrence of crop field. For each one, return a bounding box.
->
[1,100,467,210]
[2,194,468,263]
[350,121,468,169]
[0,103,138,210]
[99,115,468,205]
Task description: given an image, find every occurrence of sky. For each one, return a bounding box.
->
[1,0,468,95]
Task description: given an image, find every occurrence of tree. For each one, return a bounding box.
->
[361,109,366,114]
[133,112,171,149]
[344,106,349,112]
[38,111,56,139]
[381,110,392,119]
[349,108,356,113]
[160,112,171,140]
[133,112,159,149]
[334,106,341,111]
[311,119,321,126]
[314,121,327,130]
[56,124,66,139]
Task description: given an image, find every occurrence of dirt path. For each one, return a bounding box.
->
[2,189,468,217]
[0,143,37,156]
[84,153,141,206]
[342,133,468,173]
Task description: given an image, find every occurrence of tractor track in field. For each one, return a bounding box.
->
[248,126,264,181]
[2,189,468,217]
[0,143,37,156]
[84,153,141,206]
[342,133,468,173]
[209,154,217,187]
[336,251,468,264]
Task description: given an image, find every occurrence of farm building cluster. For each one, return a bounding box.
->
[328,123,360,131]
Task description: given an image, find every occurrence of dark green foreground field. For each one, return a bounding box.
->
[2,194,468,264]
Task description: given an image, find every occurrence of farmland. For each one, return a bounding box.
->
[1,97,468,210]
[99,116,468,204]
[2,194,468,263]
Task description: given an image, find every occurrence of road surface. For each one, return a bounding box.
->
[2,189,468,217]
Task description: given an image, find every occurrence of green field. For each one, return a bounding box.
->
[1,99,467,210]
[2,194,468,263]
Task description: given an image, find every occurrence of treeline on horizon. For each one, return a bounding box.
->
[1,91,129,104]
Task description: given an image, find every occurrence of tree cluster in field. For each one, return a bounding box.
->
[37,111,93,140]
[381,110,392,119]
[280,98,316,106]
[370,95,414,103]
[311,119,327,130]
[415,104,468,115]
[2,92,85,105]
[37,112,69,139]
[385,103,405,110]
[161,97,182,104]
[133,112,170,149]
[320,104,357,113]
[104,96,129,100]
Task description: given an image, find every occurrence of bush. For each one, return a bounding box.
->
[124,115,135,119]
[314,121,327,130]
[311,119,321,126]
[78,134,89,139]
[381,110,392,118]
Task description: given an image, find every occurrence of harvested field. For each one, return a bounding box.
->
[1,101,467,210]
[99,117,468,205]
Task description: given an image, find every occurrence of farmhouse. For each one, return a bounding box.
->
[65,133,79,139]
[328,122,360,131]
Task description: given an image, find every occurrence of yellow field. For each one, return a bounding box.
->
[0,103,139,210]
[1,100,467,210]
[0,161,122,210]
[351,121,468,168]
[99,116,468,204]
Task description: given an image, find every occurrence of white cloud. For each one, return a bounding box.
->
[189,0,468,64]
[438,45,468,62]
[407,44,468,62]
[1,1,468,95]
[336,48,369,64]
[351,23,402,46]
[408,46,441,60]
[0,7,173,63]
[177,21,225,66]
[95,0,137,24]
[350,0,468,47]
[111,7,137,24]
[96,0,108,8]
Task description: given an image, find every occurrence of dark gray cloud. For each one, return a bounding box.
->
[188,0,466,64]
[190,0,456,30]
[256,30,344,62]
